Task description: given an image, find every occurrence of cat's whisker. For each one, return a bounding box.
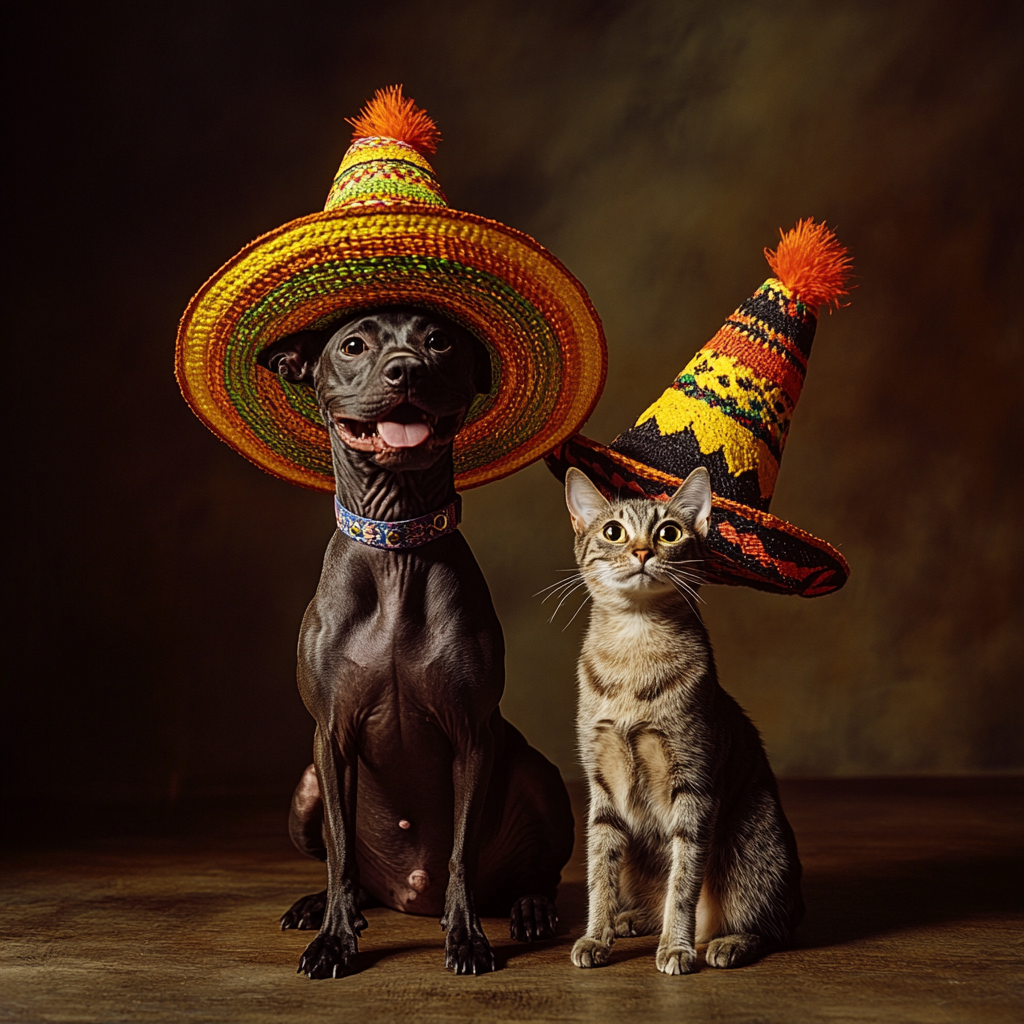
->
[538,580,587,606]
[663,577,704,593]
[667,566,706,579]
[663,565,707,584]
[549,581,591,622]
[549,593,588,625]
[534,574,585,600]
[662,571,705,607]
[561,593,592,631]
[666,572,705,599]
[536,572,585,592]
[668,583,702,617]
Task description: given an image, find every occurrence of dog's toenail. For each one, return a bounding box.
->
[399,819,411,829]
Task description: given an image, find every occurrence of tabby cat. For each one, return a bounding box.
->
[563,466,803,975]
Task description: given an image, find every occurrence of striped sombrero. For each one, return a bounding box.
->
[176,86,607,491]
[546,220,853,597]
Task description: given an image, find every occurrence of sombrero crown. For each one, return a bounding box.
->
[547,220,853,597]
[176,86,607,491]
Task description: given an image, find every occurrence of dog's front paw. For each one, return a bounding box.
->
[297,932,360,979]
[509,894,558,942]
[655,944,698,976]
[444,922,495,975]
[280,889,327,931]
[571,936,611,968]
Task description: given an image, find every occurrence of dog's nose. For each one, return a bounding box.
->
[382,354,426,388]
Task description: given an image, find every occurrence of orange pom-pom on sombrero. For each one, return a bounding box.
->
[176,86,607,492]
[546,220,853,597]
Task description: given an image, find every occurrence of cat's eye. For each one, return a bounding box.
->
[342,337,366,355]
[425,331,451,352]
[603,522,627,543]
[657,522,683,544]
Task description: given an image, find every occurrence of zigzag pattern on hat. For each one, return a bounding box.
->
[610,220,852,511]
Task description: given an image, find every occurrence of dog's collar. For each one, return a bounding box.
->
[333,495,462,550]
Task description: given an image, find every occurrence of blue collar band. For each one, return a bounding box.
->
[334,495,462,550]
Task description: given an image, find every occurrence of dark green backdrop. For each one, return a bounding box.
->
[5,0,1021,800]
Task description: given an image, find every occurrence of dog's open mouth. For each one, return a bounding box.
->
[333,403,463,454]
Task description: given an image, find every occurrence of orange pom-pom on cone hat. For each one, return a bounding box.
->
[176,86,607,492]
[546,220,853,597]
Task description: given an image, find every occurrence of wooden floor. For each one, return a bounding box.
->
[1,778,1021,1024]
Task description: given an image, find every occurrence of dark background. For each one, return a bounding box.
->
[5,0,1021,803]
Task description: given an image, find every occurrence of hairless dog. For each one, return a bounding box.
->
[257,308,574,979]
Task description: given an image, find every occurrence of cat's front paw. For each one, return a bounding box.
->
[571,936,612,968]
[656,944,698,975]
[706,933,764,969]
[614,910,655,937]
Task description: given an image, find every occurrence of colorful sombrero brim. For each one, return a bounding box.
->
[546,434,849,597]
[176,204,607,492]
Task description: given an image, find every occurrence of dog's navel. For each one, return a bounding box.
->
[407,869,430,893]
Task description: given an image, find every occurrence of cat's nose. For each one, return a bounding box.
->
[634,549,652,564]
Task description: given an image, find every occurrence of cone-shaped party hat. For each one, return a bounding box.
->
[546,220,852,597]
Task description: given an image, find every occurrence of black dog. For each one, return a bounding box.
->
[257,308,574,978]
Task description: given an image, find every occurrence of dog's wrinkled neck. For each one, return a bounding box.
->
[331,444,458,522]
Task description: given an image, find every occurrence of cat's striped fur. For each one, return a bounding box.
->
[564,467,803,975]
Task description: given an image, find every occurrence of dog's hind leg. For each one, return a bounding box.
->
[288,763,327,861]
[281,764,379,931]
[479,727,575,942]
[281,764,328,931]
[296,727,367,979]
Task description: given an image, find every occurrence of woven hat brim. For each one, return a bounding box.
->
[546,435,849,597]
[176,206,607,491]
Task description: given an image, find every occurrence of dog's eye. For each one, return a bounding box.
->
[425,331,451,352]
[342,337,366,355]
[657,522,683,544]
[603,522,626,543]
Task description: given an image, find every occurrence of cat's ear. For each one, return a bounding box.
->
[668,467,713,540]
[565,468,611,535]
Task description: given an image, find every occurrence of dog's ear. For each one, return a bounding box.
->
[256,329,332,387]
[471,337,494,396]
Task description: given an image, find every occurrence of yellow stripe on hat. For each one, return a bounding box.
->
[337,138,437,174]
[635,387,780,501]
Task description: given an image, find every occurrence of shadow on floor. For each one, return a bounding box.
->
[799,850,1024,949]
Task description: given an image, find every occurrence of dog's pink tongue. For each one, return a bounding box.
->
[378,420,431,448]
